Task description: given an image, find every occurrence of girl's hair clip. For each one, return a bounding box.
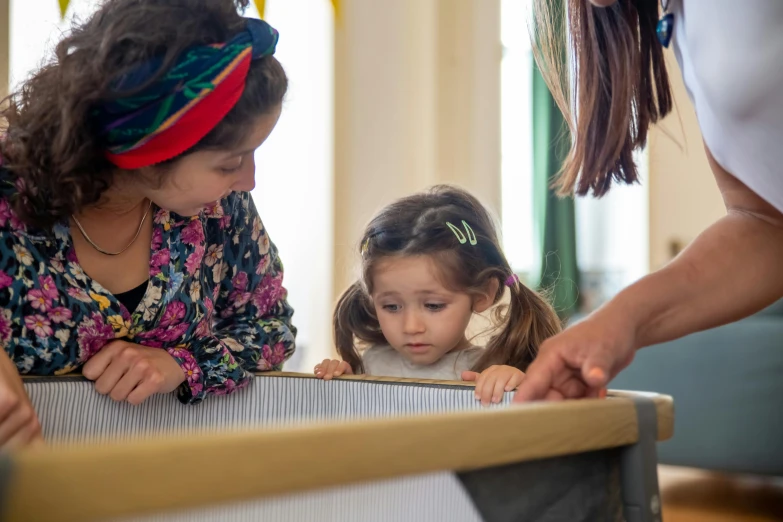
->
[505,274,520,288]
[360,237,371,256]
[446,220,477,246]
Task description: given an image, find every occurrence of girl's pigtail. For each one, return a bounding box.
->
[332,281,385,373]
[475,276,562,372]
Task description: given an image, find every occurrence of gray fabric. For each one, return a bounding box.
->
[619,396,662,522]
[611,316,783,476]
[24,375,513,445]
[113,472,482,522]
[457,449,623,522]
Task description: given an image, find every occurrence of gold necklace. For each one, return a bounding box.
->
[71,200,153,256]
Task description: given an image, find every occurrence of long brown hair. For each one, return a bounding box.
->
[333,185,562,374]
[532,0,673,196]
[0,0,287,229]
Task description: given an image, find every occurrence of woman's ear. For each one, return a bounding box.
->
[473,278,500,313]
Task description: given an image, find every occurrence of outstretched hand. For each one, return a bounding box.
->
[0,350,43,449]
[513,314,634,402]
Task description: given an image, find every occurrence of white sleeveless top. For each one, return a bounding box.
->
[671,0,783,212]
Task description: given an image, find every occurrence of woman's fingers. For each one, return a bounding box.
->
[0,400,37,447]
[1,409,41,450]
[126,374,164,406]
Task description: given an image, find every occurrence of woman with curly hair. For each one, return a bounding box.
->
[0,0,297,448]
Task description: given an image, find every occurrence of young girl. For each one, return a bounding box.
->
[315,185,562,405]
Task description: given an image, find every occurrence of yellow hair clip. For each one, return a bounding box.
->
[446,221,477,246]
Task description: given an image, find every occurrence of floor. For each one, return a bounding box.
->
[659,466,783,522]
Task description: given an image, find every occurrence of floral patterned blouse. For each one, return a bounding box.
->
[0,169,296,404]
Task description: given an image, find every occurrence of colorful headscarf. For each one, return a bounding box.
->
[94,18,279,170]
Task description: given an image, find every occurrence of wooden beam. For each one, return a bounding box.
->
[1,387,672,522]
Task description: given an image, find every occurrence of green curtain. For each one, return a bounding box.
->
[531,19,579,318]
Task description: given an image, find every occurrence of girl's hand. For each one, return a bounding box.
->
[82,341,187,405]
[0,350,43,449]
[462,365,526,406]
[314,359,353,380]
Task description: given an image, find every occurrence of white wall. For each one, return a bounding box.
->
[575,152,650,287]
[249,0,334,372]
[333,0,502,302]
[8,0,99,89]
[0,0,8,99]
[647,50,725,271]
[499,0,534,273]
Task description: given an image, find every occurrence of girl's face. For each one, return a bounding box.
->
[139,106,282,217]
[370,255,492,366]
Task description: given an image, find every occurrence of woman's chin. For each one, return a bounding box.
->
[170,206,206,217]
[167,199,224,217]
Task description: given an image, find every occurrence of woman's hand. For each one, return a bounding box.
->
[462,365,526,406]
[82,341,186,405]
[515,149,783,403]
[0,350,44,449]
[514,311,636,402]
[314,359,353,381]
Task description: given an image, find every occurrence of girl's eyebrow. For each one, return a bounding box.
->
[374,289,452,299]
[417,290,447,296]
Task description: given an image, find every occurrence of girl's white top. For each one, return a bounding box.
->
[363,344,484,380]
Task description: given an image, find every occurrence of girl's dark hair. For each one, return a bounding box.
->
[532,0,672,196]
[0,0,287,228]
[333,185,562,374]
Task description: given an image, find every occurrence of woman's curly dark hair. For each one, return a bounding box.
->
[0,0,287,229]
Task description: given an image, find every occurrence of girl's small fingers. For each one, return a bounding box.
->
[480,375,498,406]
[328,360,342,375]
[322,360,340,381]
[474,367,499,399]
[474,372,488,400]
[492,376,509,404]
[505,370,526,392]
[314,360,331,377]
